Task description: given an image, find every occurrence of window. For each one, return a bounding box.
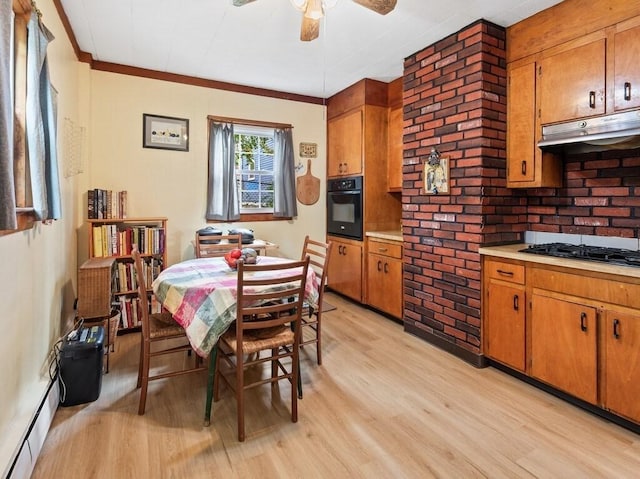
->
[234,126,275,214]
[0,2,60,234]
[206,116,297,222]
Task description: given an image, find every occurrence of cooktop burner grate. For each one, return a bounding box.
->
[519,243,640,267]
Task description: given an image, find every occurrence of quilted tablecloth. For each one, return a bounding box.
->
[152,256,318,357]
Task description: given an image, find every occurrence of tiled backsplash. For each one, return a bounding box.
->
[524,231,640,250]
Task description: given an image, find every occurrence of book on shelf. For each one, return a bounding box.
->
[87,189,128,219]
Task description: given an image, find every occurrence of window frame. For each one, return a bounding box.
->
[206,116,294,223]
[1,1,37,235]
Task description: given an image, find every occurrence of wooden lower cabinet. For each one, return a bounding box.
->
[366,237,402,318]
[327,236,363,302]
[530,293,598,404]
[482,254,640,426]
[602,309,640,423]
[485,282,526,372]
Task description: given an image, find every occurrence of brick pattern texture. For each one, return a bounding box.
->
[402,20,640,357]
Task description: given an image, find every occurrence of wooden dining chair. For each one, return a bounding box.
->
[300,236,333,365]
[206,256,310,441]
[195,232,242,258]
[132,245,207,415]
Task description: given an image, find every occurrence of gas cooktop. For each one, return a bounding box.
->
[519,243,640,268]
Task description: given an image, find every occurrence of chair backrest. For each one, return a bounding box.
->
[195,233,242,258]
[301,236,332,295]
[235,257,310,337]
[131,245,151,339]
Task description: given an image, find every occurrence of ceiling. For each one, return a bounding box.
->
[58,0,564,100]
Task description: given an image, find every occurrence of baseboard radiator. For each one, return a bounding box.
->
[4,377,59,479]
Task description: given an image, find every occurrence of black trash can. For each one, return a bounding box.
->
[59,325,104,406]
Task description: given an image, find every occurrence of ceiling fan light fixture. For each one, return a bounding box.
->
[289,0,307,11]
[304,0,324,20]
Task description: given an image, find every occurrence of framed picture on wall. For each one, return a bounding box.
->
[143,114,189,151]
[423,157,450,195]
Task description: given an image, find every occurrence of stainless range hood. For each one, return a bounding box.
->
[538,110,640,153]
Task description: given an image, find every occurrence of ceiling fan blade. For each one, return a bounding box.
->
[232,0,257,6]
[300,16,320,42]
[352,0,397,15]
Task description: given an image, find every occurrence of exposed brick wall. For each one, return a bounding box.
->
[401,19,640,363]
[402,20,520,360]
[524,150,640,237]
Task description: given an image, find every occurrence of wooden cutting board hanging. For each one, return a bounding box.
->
[296,159,320,205]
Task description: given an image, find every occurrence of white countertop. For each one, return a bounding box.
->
[365,230,403,242]
[479,243,640,280]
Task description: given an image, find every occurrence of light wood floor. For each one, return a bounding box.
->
[33,292,640,478]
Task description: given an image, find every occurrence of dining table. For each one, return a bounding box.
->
[151,255,319,358]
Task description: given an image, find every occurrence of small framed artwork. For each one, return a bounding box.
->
[143,114,189,151]
[423,157,450,194]
[299,142,318,158]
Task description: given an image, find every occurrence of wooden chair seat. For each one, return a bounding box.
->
[221,326,293,355]
[148,313,186,338]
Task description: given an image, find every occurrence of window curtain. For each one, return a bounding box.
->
[26,13,61,220]
[0,0,16,229]
[273,128,297,218]
[206,121,240,221]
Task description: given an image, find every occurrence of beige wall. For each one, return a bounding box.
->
[0,0,84,471]
[84,71,328,265]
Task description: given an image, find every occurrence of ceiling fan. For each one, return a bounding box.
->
[232,0,397,41]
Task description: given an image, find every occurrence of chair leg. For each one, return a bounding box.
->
[237,349,245,442]
[297,354,303,399]
[204,345,217,427]
[292,346,299,423]
[316,312,322,365]
[136,334,144,388]
[138,340,150,415]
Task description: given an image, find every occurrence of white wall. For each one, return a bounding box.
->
[0,0,83,473]
[84,71,328,265]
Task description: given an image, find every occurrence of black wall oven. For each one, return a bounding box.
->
[327,176,363,240]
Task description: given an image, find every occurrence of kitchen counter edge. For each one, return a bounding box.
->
[365,231,403,242]
[479,243,640,280]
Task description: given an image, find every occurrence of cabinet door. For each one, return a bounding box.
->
[485,282,526,372]
[530,294,597,404]
[327,240,362,301]
[614,25,640,111]
[367,254,402,318]
[603,310,640,423]
[539,39,606,125]
[387,106,403,191]
[507,62,537,184]
[328,110,363,177]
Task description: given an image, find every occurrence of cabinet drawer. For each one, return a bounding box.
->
[485,259,525,284]
[368,239,402,259]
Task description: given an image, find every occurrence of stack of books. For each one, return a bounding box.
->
[91,224,165,258]
[87,189,127,219]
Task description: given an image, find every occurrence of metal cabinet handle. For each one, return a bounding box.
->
[613,318,620,339]
[589,91,596,109]
[580,312,588,332]
[377,260,382,272]
[496,269,514,277]
[513,294,519,311]
[383,263,389,274]
[378,248,388,253]
[624,82,632,101]
[521,161,527,175]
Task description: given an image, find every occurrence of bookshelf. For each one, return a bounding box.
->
[87,217,167,333]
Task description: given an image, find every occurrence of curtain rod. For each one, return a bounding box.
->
[207,115,293,130]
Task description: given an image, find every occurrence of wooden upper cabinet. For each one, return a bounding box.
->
[539,39,606,125]
[507,62,537,184]
[386,106,402,192]
[614,24,640,111]
[327,109,363,178]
